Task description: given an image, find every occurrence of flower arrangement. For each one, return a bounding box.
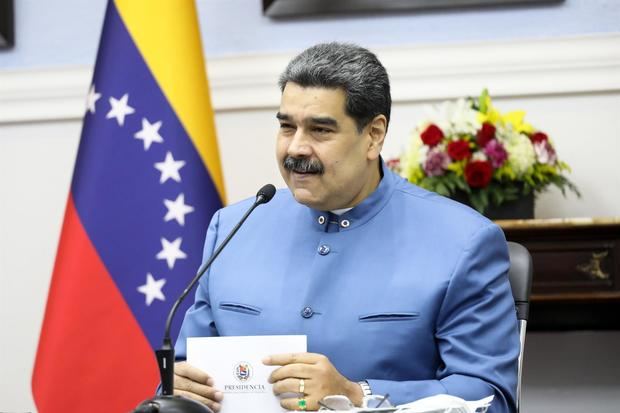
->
[390,90,579,214]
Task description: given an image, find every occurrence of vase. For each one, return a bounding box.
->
[450,191,534,220]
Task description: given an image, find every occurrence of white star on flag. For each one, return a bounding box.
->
[154,151,186,183]
[134,118,164,150]
[156,237,187,269]
[86,84,101,114]
[137,273,166,306]
[164,193,195,226]
[106,93,135,126]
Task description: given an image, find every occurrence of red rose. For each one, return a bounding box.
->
[476,122,496,147]
[530,132,548,143]
[464,160,493,188]
[420,124,444,146]
[447,140,471,161]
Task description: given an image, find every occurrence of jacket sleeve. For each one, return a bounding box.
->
[173,209,222,360]
[367,224,519,413]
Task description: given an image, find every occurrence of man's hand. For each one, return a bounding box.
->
[264,353,363,411]
[173,361,224,412]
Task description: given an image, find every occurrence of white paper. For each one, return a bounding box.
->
[396,394,494,413]
[318,394,494,413]
[187,335,307,413]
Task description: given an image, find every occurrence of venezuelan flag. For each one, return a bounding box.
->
[32,1,225,411]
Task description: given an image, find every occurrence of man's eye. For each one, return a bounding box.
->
[279,123,295,130]
[313,127,331,134]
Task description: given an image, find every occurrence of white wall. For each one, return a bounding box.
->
[2,0,620,69]
[1,35,620,411]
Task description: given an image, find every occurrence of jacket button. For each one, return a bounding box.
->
[340,219,350,228]
[317,244,331,255]
[318,215,326,224]
[301,306,314,318]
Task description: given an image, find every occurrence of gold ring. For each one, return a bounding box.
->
[299,378,305,394]
[298,397,307,411]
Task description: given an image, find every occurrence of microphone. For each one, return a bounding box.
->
[133,184,276,413]
[256,183,276,205]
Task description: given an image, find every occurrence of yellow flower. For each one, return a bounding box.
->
[400,132,425,183]
[477,91,534,133]
[502,111,535,134]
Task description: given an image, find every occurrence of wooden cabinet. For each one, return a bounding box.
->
[497,218,620,330]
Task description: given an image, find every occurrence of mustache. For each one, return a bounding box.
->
[283,156,324,175]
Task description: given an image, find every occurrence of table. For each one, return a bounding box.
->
[497,218,620,330]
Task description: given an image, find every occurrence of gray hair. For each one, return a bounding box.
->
[278,42,391,133]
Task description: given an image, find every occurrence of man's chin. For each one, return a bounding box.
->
[290,188,322,209]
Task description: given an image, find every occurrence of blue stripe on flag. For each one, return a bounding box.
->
[72,1,222,349]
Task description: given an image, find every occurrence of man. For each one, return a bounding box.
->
[172,42,519,412]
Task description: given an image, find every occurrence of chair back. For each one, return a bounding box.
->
[506,241,533,413]
[507,242,533,321]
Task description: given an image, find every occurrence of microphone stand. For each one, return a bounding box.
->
[133,185,276,413]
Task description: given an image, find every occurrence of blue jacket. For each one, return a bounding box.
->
[176,163,519,412]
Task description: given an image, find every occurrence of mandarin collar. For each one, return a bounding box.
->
[308,160,397,232]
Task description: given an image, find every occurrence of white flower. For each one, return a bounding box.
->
[505,133,536,176]
[495,123,517,144]
[472,151,488,162]
[421,98,480,136]
[448,98,480,135]
[534,141,557,165]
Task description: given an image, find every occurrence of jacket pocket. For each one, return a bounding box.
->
[358,312,420,322]
[218,302,262,316]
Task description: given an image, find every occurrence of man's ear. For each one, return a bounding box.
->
[366,115,387,161]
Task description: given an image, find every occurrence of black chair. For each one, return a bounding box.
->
[506,241,533,413]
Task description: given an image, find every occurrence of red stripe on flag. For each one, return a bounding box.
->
[32,195,158,412]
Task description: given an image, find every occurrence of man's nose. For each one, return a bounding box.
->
[287,129,312,157]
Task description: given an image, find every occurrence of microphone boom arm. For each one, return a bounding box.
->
[158,185,275,396]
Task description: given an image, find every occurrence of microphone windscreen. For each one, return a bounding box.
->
[256,184,276,204]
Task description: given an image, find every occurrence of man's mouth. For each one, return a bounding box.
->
[291,170,319,175]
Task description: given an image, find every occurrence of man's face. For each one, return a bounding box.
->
[276,82,382,211]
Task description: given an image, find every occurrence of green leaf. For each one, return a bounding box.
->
[492,188,504,206]
[479,89,489,114]
[435,182,449,196]
[469,190,489,213]
[455,178,469,191]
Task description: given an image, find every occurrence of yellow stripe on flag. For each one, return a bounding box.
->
[114,0,226,202]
